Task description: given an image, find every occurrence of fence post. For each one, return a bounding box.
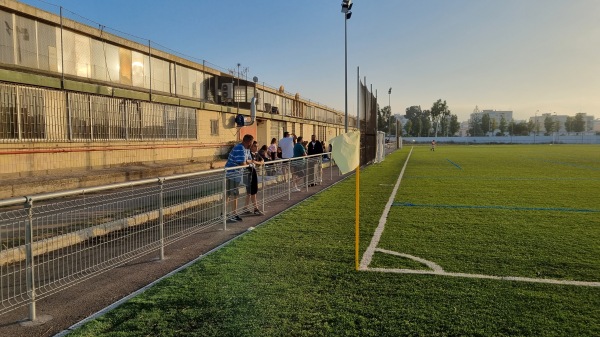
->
[24,197,36,321]
[223,169,228,231]
[318,156,322,185]
[330,152,333,180]
[288,159,291,200]
[158,178,165,260]
[261,163,265,212]
[305,157,309,192]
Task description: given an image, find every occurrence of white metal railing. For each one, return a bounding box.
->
[0,153,337,321]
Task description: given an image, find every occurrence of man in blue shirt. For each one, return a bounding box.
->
[224,134,254,222]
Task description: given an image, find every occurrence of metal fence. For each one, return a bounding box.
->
[0,153,337,321]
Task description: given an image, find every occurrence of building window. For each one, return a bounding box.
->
[210,119,219,136]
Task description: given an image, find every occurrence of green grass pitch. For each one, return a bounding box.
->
[71,144,600,337]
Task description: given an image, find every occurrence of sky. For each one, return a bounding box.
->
[18,0,600,121]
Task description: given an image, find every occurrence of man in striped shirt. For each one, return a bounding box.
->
[224,134,254,222]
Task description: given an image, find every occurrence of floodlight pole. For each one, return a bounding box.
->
[342,0,352,133]
[344,13,348,132]
[388,88,392,136]
[534,111,538,143]
[237,63,241,114]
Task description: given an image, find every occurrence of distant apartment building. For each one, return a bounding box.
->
[469,109,513,135]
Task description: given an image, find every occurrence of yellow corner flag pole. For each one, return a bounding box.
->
[355,163,360,271]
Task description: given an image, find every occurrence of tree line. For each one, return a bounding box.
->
[377,99,460,137]
[469,112,589,136]
[378,100,591,137]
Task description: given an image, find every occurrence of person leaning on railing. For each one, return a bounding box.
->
[224,134,255,223]
[258,144,276,176]
[244,142,265,215]
[258,145,271,162]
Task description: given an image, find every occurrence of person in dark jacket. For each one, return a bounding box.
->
[307,135,324,186]
[307,135,324,155]
[244,142,264,215]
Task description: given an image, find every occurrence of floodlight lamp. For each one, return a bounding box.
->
[346,11,352,19]
[341,0,353,13]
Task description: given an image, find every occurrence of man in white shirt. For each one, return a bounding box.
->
[279,131,294,159]
[278,131,295,187]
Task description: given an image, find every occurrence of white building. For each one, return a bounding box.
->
[470,109,513,135]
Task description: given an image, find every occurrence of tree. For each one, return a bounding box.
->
[544,115,554,135]
[421,110,432,137]
[469,114,483,136]
[491,118,498,134]
[404,120,413,136]
[449,114,460,136]
[404,106,423,137]
[574,113,586,134]
[404,105,434,137]
[430,99,450,137]
[565,116,574,135]
[481,113,491,136]
[416,118,423,137]
[527,119,535,135]
[514,121,529,136]
[377,106,392,134]
[390,115,398,136]
[499,116,507,135]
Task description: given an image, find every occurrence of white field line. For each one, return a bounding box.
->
[359,147,414,270]
[375,248,443,272]
[360,148,600,288]
[372,248,600,287]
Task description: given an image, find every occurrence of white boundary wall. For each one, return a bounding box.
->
[403,135,600,144]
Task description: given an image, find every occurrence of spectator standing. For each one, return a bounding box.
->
[291,136,307,192]
[276,146,283,159]
[244,142,264,215]
[267,138,277,161]
[279,131,295,183]
[224,134,254,223]
[279,132,294,159]
[294,136,307,157]
[307,135,324,155]
[307,135,324,186]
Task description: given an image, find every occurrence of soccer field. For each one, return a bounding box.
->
[71,144,600,337]
[364,145,600,285]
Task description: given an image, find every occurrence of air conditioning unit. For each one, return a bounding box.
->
[271,106,279,114]
[221,83,233,100]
